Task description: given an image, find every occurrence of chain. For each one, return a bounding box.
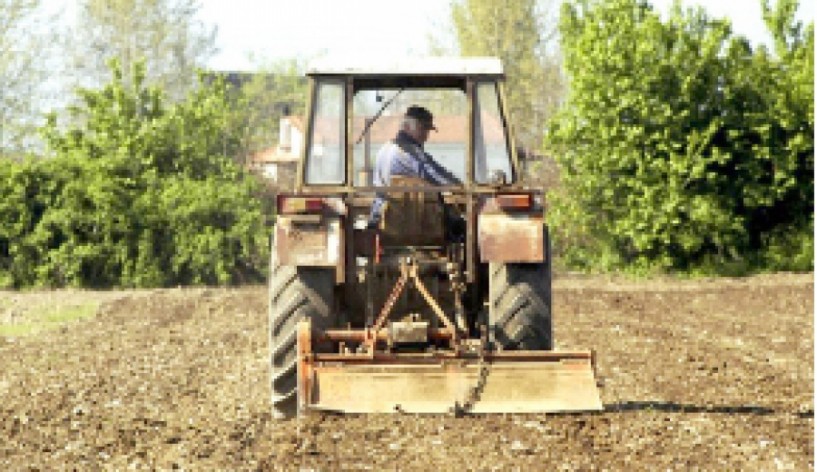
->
[452,347,491,417]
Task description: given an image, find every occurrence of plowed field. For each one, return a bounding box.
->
[1,273,812,470]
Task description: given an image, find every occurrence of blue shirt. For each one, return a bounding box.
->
[369,131,460,224]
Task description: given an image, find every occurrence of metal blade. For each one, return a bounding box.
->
[303,355,603,414]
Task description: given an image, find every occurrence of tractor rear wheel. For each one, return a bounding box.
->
[488,227,553,350]
[269,238,335,419]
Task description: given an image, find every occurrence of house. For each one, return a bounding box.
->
[247,116,305,188]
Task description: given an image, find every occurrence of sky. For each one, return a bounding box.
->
[196,0,452,70]
[198,0,815,71]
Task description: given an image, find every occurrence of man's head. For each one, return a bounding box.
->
[401,105,437,144]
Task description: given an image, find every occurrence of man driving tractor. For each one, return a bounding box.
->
[368,105,464,239]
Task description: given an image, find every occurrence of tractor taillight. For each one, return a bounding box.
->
[278,196,324,214]
[495,194,532,210]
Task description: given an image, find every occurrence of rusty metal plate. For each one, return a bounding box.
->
[478,213,544,263]
[305,357,602,414]
[389,320,429,344]
[275,216,342,267]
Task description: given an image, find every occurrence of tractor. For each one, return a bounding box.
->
[269,57,601,418]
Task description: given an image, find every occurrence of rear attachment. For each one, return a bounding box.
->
[296,319,603,414]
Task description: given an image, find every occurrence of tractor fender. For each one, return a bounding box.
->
[478,212,545,263]
[275,215,344,268]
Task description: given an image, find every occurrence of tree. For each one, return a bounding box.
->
[547,0,813,273]
[449,0,564,152]
[756,0,814,269]
[0,0,58,154]
[0,62,268,288]
[223,58,309,166]
[68,0,216,100]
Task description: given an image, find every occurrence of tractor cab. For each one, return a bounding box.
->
[298,57,518,191]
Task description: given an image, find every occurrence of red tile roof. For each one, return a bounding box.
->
[249,147,299,165]
[349,114,503,144]
[249,112,505,166]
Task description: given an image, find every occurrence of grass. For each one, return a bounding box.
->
[0,303,99,337]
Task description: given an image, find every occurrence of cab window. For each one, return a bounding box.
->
[351,88,467,186]
[305,80,345,184]
[474,82,513,184]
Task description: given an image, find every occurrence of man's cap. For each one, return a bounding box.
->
[405,105,437,131]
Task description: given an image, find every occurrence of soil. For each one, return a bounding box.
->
[1,273,812,470]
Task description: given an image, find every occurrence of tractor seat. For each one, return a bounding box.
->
[379,175,446,247]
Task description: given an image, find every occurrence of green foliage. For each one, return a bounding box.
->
[226,58,308,164]
[0,61,268,288]
[547,0,813,274]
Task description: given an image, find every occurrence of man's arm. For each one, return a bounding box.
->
[373,143,393,187]
[422,152,462,185]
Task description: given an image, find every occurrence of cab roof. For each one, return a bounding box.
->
[307,57,503,77]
